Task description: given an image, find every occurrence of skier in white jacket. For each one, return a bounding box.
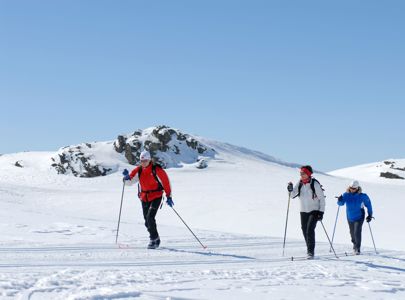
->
[288,165,325,259]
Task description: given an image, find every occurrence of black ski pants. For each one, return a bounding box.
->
[141,197,162,240]
[348,212,365,251]
[300,211,319,255]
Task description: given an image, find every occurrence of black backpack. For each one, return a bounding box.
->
[294,178,324,199]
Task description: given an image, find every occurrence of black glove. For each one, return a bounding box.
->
[287,182,293,193]
[337,195,343,201]
[317,211,324,221]
[366,215,373,223]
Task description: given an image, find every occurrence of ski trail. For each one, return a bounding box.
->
[0,234,402,300]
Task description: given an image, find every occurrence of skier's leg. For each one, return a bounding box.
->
[300,212,310,251]
[141,201,151,236]
[306,211,318,255]
[354,218,365,252]
[145,197,162,240]
[348,220,356,249]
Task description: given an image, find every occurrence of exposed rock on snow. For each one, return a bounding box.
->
[380,171,404,179]
[51,144,112,177]
[330,158,405,183]
[14,160,24,168]
[114,125,215,169]
[51,126,216,177]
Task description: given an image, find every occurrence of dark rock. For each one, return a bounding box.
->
[196,159,208,169]
[380,172,404,179]
[15,161,23,168]
[124,144,137,165]
[114,135,127,153]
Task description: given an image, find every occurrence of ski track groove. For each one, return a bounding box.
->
[0,237,403,299]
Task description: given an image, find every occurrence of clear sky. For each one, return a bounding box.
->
[1,0,404,171]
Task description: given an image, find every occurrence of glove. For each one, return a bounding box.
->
[287,182,293,193]
[337,195,343,201]
[122,169,131,181]
[366,215,373,223]
[317,211,324,221]
[166,196,174,207]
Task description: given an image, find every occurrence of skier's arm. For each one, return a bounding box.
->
[129,166,140,180]
[156,168,172,197]
[337,193,347,206]
[314,181,326,212]
[290,182,300,198]
[363,194,373,216]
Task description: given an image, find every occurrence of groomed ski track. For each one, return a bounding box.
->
[1,234,405,300]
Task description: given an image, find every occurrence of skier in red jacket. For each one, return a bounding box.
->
[123,150,173,249]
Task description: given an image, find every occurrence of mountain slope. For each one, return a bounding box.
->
[1,126,405,298]
[330,159,405,185]
[0,127,403,250]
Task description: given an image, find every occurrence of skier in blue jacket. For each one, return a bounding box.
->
[337,180,373,255]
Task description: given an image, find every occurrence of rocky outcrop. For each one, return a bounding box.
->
[51,144,112,177]
[380,172,404,179]
[113,125,215,168]
[51,126,215,177]
[15,161,24,168]
[380,160,405,180]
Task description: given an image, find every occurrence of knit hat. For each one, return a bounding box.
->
[301,165,313,177]
[140,150,151,161]
[349,180,360,189]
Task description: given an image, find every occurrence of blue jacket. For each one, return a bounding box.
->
[337,192,373,222]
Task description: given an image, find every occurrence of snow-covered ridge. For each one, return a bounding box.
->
[113,126,216,169]
[39,125,294,178]
[50,126,216,177]
[329,158,405,184]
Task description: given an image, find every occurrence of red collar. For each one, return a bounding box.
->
[301,178,311,184]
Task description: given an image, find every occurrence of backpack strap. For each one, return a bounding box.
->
[310,178,318,199]
[293,182,303,199]
[295,178,321,199]
[138,164,164,194]
[151,164,164,191]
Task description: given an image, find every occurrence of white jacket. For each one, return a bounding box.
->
[291,178,325,213]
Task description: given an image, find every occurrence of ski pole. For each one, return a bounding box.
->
[368,220,378,254]
[320,220,339,258]
[282,192,291,256]
[115,180,126,244]
[170,206,207,249]
[330,205,340,252]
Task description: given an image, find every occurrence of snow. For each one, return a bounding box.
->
[330,159,405,185]
[0,139,405,299]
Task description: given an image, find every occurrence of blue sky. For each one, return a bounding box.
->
[1,0,404,171]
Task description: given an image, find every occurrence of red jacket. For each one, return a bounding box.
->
[129,163,171,202]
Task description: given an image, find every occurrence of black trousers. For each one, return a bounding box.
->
[141,197,162,240]
[348,213,365,251]
[300,211,319,254]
